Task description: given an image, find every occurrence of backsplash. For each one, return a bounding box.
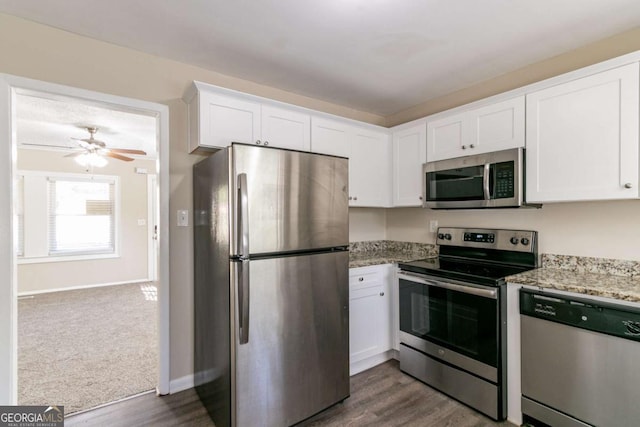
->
[542,254,640,278]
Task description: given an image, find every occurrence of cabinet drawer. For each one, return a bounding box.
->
[349,271,381,290]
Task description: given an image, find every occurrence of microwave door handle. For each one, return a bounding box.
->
[483,163,491,200]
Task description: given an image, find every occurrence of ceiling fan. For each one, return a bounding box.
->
[66,126,147,167]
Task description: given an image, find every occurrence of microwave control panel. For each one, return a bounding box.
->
[494,162,515,199]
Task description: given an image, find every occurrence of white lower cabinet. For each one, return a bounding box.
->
[349,264,395,375]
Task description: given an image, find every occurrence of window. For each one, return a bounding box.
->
[48,177,116,256]
[16,171,119,262]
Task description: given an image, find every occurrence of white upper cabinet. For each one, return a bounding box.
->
[526,63,639,203]
[310,116,351,157]
[185,82,310,152]
[191,91,261,151]
[427,96,524,161]
[311,117,391,207]
[260,105,310,151]
[349,128,392,207]
[392,123,427,206]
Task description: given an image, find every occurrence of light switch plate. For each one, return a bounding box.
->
[429,220,438,233]
[177,210,189,227]
[137,219,146,226]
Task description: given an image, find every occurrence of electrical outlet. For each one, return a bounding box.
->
[429,220,438,233]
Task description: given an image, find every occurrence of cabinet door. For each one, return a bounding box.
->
[426,111,466,161]
[392,123,427,206]
[526,63,639,203]
[349,128,391,207]
[469,96,524,155]
[349,269,386,364]
[261,105,311,151]
[310,117,351,157]
[200,92,261,149]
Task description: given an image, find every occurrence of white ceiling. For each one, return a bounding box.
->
[2,1,640,116]
[16,93,158,157]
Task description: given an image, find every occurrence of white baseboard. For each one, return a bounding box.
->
[18,278,151,297]
[170,374,195,394]
[350,349,397,376]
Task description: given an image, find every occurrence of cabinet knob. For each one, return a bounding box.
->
[461,145,467,149]
[419,196,423,200]
[379,292,385,296]
[263,141,269,146]
[358,277,364,282]
[624,183,633,189]
[255,139,261,145]
[353,197,358,201]
[348,196,353,200]
[470,144,475,148]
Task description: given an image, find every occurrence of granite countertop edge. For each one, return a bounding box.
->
[506,268,640,303]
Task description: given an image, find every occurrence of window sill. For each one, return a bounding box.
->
[17,253,120,265]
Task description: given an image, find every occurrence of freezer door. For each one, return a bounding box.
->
[233,251,349,427]
[232,144,348,255]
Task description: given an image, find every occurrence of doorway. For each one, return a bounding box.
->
[0,74,170,407]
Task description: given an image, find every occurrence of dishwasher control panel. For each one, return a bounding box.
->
[520,289,640,342]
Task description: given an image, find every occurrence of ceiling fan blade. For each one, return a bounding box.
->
[64,151,84,158]
[109,148,147,155]
[105,152,134,162]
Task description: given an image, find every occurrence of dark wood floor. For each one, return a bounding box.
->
[66,360,513,427]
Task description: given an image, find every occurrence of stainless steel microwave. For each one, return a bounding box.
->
[423,148,535,209]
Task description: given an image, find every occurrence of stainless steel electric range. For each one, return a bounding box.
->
[397,227,538,421]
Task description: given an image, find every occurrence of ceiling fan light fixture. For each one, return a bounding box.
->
[75,152,108,168]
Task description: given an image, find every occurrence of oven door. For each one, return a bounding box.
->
[398,271,500,382]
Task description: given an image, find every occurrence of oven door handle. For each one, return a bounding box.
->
[398,271,497,299]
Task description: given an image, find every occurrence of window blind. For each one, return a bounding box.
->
[48,177,116,256]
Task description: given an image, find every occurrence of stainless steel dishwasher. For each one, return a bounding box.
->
[520,288,640,427]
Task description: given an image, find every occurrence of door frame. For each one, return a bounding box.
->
[147,174,159,282]
[0,74,171,403]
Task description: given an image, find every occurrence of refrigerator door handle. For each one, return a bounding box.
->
[237,173,250,259]
[238,259,250,344]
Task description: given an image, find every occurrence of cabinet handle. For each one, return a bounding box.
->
[470,144,475,148]
[358,277,364,282]
[624,183,633,189]
[263,141,269,146]
[379,292,385,296]
[255,139,261,145]
[462,145,467,150]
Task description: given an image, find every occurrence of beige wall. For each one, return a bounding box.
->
[386,26,640,126]
[16,148,155,293]
[387,201,640,261]
[2,12,640,385]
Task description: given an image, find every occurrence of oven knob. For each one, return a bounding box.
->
[444,233,452,240]
[437,233,444,240]
[510,237,519,245]
[521,237,530,245]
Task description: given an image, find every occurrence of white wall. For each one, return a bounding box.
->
[17,148,155,293]
[386,200,640,260]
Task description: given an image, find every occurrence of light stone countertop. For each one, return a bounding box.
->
[506,267,640,303]
[348,241,437,268]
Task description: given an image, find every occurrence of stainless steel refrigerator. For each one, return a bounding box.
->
[193,143,350,427]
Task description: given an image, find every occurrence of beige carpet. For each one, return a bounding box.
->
[18,282,158,414]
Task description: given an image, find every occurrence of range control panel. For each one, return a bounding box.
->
[437,227,537,253]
